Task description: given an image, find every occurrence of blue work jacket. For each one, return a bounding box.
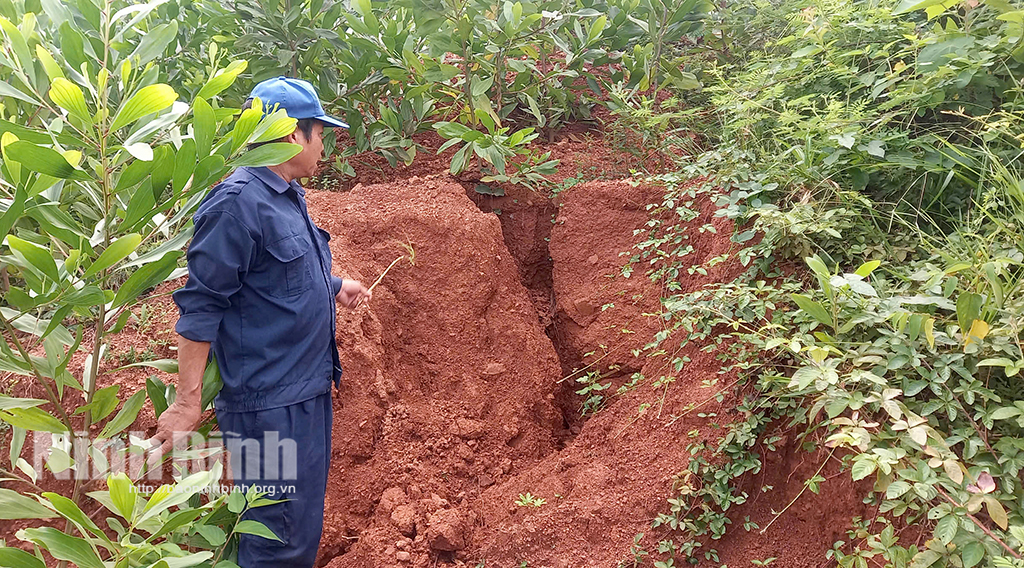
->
[173,166,343,413]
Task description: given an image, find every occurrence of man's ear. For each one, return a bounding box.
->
[283,129,303,144]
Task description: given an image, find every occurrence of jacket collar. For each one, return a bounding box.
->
[244,166,305,195]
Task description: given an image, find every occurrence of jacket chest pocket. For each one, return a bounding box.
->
[264,234,312,298]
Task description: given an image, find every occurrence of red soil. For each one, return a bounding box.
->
[0,130,866,567]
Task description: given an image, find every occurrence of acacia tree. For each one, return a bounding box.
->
[0,0,297,564]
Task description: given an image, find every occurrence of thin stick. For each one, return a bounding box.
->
[760,448,834,534]
[367,256,407,294]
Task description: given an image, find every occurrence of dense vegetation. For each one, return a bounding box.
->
[0,0,1021,566]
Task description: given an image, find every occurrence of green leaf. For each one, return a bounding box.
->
[107,472,137,521]
[5,141,90,180]
[990,406,1021,420]
[35,45,65,81]
[110,84,179,133]
[0,547,45,568]
[129,20,177,66]
[62,286,106,309]
[234,520,283,542]
[790,294,832,327]
[83,233,141,278]
[98,390,146,438]
[855,260,881,278]
[74,384,119,423]
[961,541,984,568]
[7,235,60,283]
[0,407,67,432]
[20,527,104,568]
[933,514,957,545]
[0,396,46,410]
[0,488,57,519]
[196,60,248,100]
[851,456,877,481]
[201,355,222,411]
[192,97,216,157]
[196,524,227,546]
[229,142,303,168]
[147,376,169,419]
[805,255,831,280]
[48,78,91,125]
[0,17,31,72]
[42,492,109,542]
[173,138,197,194]
[112,250,182,307]
[0,185,26,243]
[956,292,983,336]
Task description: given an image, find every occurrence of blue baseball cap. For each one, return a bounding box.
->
[249,76,348,129]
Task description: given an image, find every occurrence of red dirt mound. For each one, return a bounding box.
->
[306,178,564,566]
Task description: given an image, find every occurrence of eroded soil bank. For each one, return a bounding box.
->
[0,130,866,568]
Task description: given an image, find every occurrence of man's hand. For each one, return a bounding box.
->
[149,398,200,464]
[337,279,371,309]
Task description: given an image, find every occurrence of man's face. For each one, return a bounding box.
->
[292,121,325,178]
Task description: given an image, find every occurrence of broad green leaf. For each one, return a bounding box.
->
[804,255,831,280]
[249,110,298,144]
[193,97,216,156]
[0,488,57,519]
[0,17,31,71]
[961,541,984,568]
[36,45,65,80]
[196,60,248,100]
[0,396,46,410]
[146,375,169,419]
[0,546,45,568]
[196,524,227,546]
[48,78,91,124]
[83,233,141,278]
[20,527,104,568]
[0,407,67,432]
[74,384,119,422]
[230,142,302,168]
[7,235,60,283]
[851,456,876,481]
[42,492,109,542]
[933,514,957,545]
[110,84,178,133]
[112,250,182,307]
[115,157,154,192]
[990,406,1021,420]
[201,355,222,411]
[956,292,983,336]
[5,141,90,180]
[64,285,107,307]
[234,520,283,542]
[172,138,197,193]
[107,472,137,521]
[122,179,156,229]
[129,20,177,66]
[0,185,27,242]
[97,389,146,438]
[790,294,832,327]
[854,260,881,278]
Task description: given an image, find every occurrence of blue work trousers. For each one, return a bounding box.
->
[217,392,332,568]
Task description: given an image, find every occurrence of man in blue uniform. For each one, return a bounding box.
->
[153,77,370,567]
